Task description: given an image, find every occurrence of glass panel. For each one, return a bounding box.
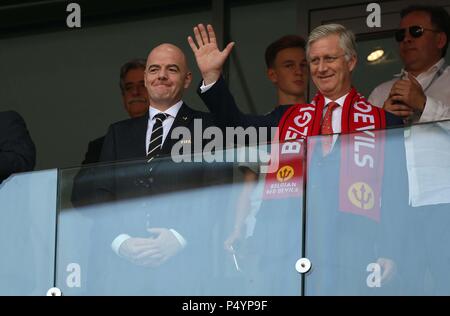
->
[0,9,210,170]
[56,145,304,295]
[354,35,450,101]
[305,120,450,295]
[353,36,403,99]
[229,0,298,115]
[0,170,57,295]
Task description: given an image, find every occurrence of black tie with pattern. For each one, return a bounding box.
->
[147,112,168,162]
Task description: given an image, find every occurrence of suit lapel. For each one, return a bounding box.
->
[160,103,193,156]
[129,112,149,158]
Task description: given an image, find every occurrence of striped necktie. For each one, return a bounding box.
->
[147,112,168,162]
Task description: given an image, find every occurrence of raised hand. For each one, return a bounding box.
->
[188,24,235,85]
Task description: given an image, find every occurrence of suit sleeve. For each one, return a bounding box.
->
[92,125,117,203]
[198,76,279,129]
[0,111,36,183]
[385,111,404,128]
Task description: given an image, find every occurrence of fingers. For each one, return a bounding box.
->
[198,24,210,46]
[193,25,204,47]
[207,24,216,45]
[392,110,414,118]
[223,42,235,58]
[407,73,421,87]
[187,36,198,52]
[390,82,409,97]
[134,248,161,260]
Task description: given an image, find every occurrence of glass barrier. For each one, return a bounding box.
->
[304,120,450,295]
[0,169,57,295]
[55,145,304,295]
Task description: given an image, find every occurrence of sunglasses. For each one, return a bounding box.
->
[394,25,440,42]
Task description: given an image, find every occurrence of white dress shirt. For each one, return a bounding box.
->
[145,100,183,153]
[404,121,450,207]
[369,58,450,123]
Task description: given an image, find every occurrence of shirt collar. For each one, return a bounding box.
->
[149,100,183,120]
[324,93,348,107]
[395,58,445,78]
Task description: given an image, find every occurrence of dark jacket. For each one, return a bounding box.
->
[0,111,36,183]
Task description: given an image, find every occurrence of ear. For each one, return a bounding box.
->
[437,32,447,50]
[347,54,357,73]
[267,68,277,84]
[184,71,193,89]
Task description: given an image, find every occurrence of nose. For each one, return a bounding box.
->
[158,69,168,80]
[130,86,140,95]
[402,29,413,43]
[317,59,328,72]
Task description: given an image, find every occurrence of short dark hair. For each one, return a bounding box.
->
[401,5,450,57]
[264,35,306,68]
[119,58,146,94]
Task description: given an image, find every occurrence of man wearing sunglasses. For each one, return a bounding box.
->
[369,5,450,123]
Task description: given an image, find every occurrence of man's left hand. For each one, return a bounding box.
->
[389,74,426,113]
[133,228,183,267]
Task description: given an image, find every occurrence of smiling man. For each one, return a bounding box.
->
[190,23,403,295]
[98,43,214,266]
[369,5,450,123]
[192,23,401,132]
[79,59,149,165]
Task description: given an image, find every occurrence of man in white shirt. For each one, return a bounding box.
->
[369,5,450,123]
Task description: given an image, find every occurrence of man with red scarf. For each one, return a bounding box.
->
[189,23,403,294]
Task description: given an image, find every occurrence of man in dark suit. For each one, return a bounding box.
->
[0,111,35,184]
[188,23,404,295]
[71,59,149,206]
[80,43,226,295]
[81,59,149,165]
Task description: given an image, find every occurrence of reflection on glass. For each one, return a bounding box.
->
[305,120,450,295]
[56,145,304,295]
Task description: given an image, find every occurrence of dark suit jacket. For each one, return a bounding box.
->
[96,103,219,200]
[70,136,105,207]
[81,136,105,165]
[0,111,36,184]
[81,103,231,294]
[198,76,404,129]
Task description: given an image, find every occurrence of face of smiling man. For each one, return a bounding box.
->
[145,43,192,111]
[308,34,356,101]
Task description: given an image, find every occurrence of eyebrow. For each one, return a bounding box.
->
[147,64,180,70]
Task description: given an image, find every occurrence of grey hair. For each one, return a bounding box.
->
[306,24,357,61]
[119,58,146,94]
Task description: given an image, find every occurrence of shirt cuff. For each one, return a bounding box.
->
[170,228,187,248]
[419,96,445,122]
[199,80,217,93]
[111,234,131,256]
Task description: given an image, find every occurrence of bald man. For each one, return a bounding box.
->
[86,43,223,294]
[99,44,211,165]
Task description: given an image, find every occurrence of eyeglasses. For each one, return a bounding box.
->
[394,25,440,42]
[309,54,346,66]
